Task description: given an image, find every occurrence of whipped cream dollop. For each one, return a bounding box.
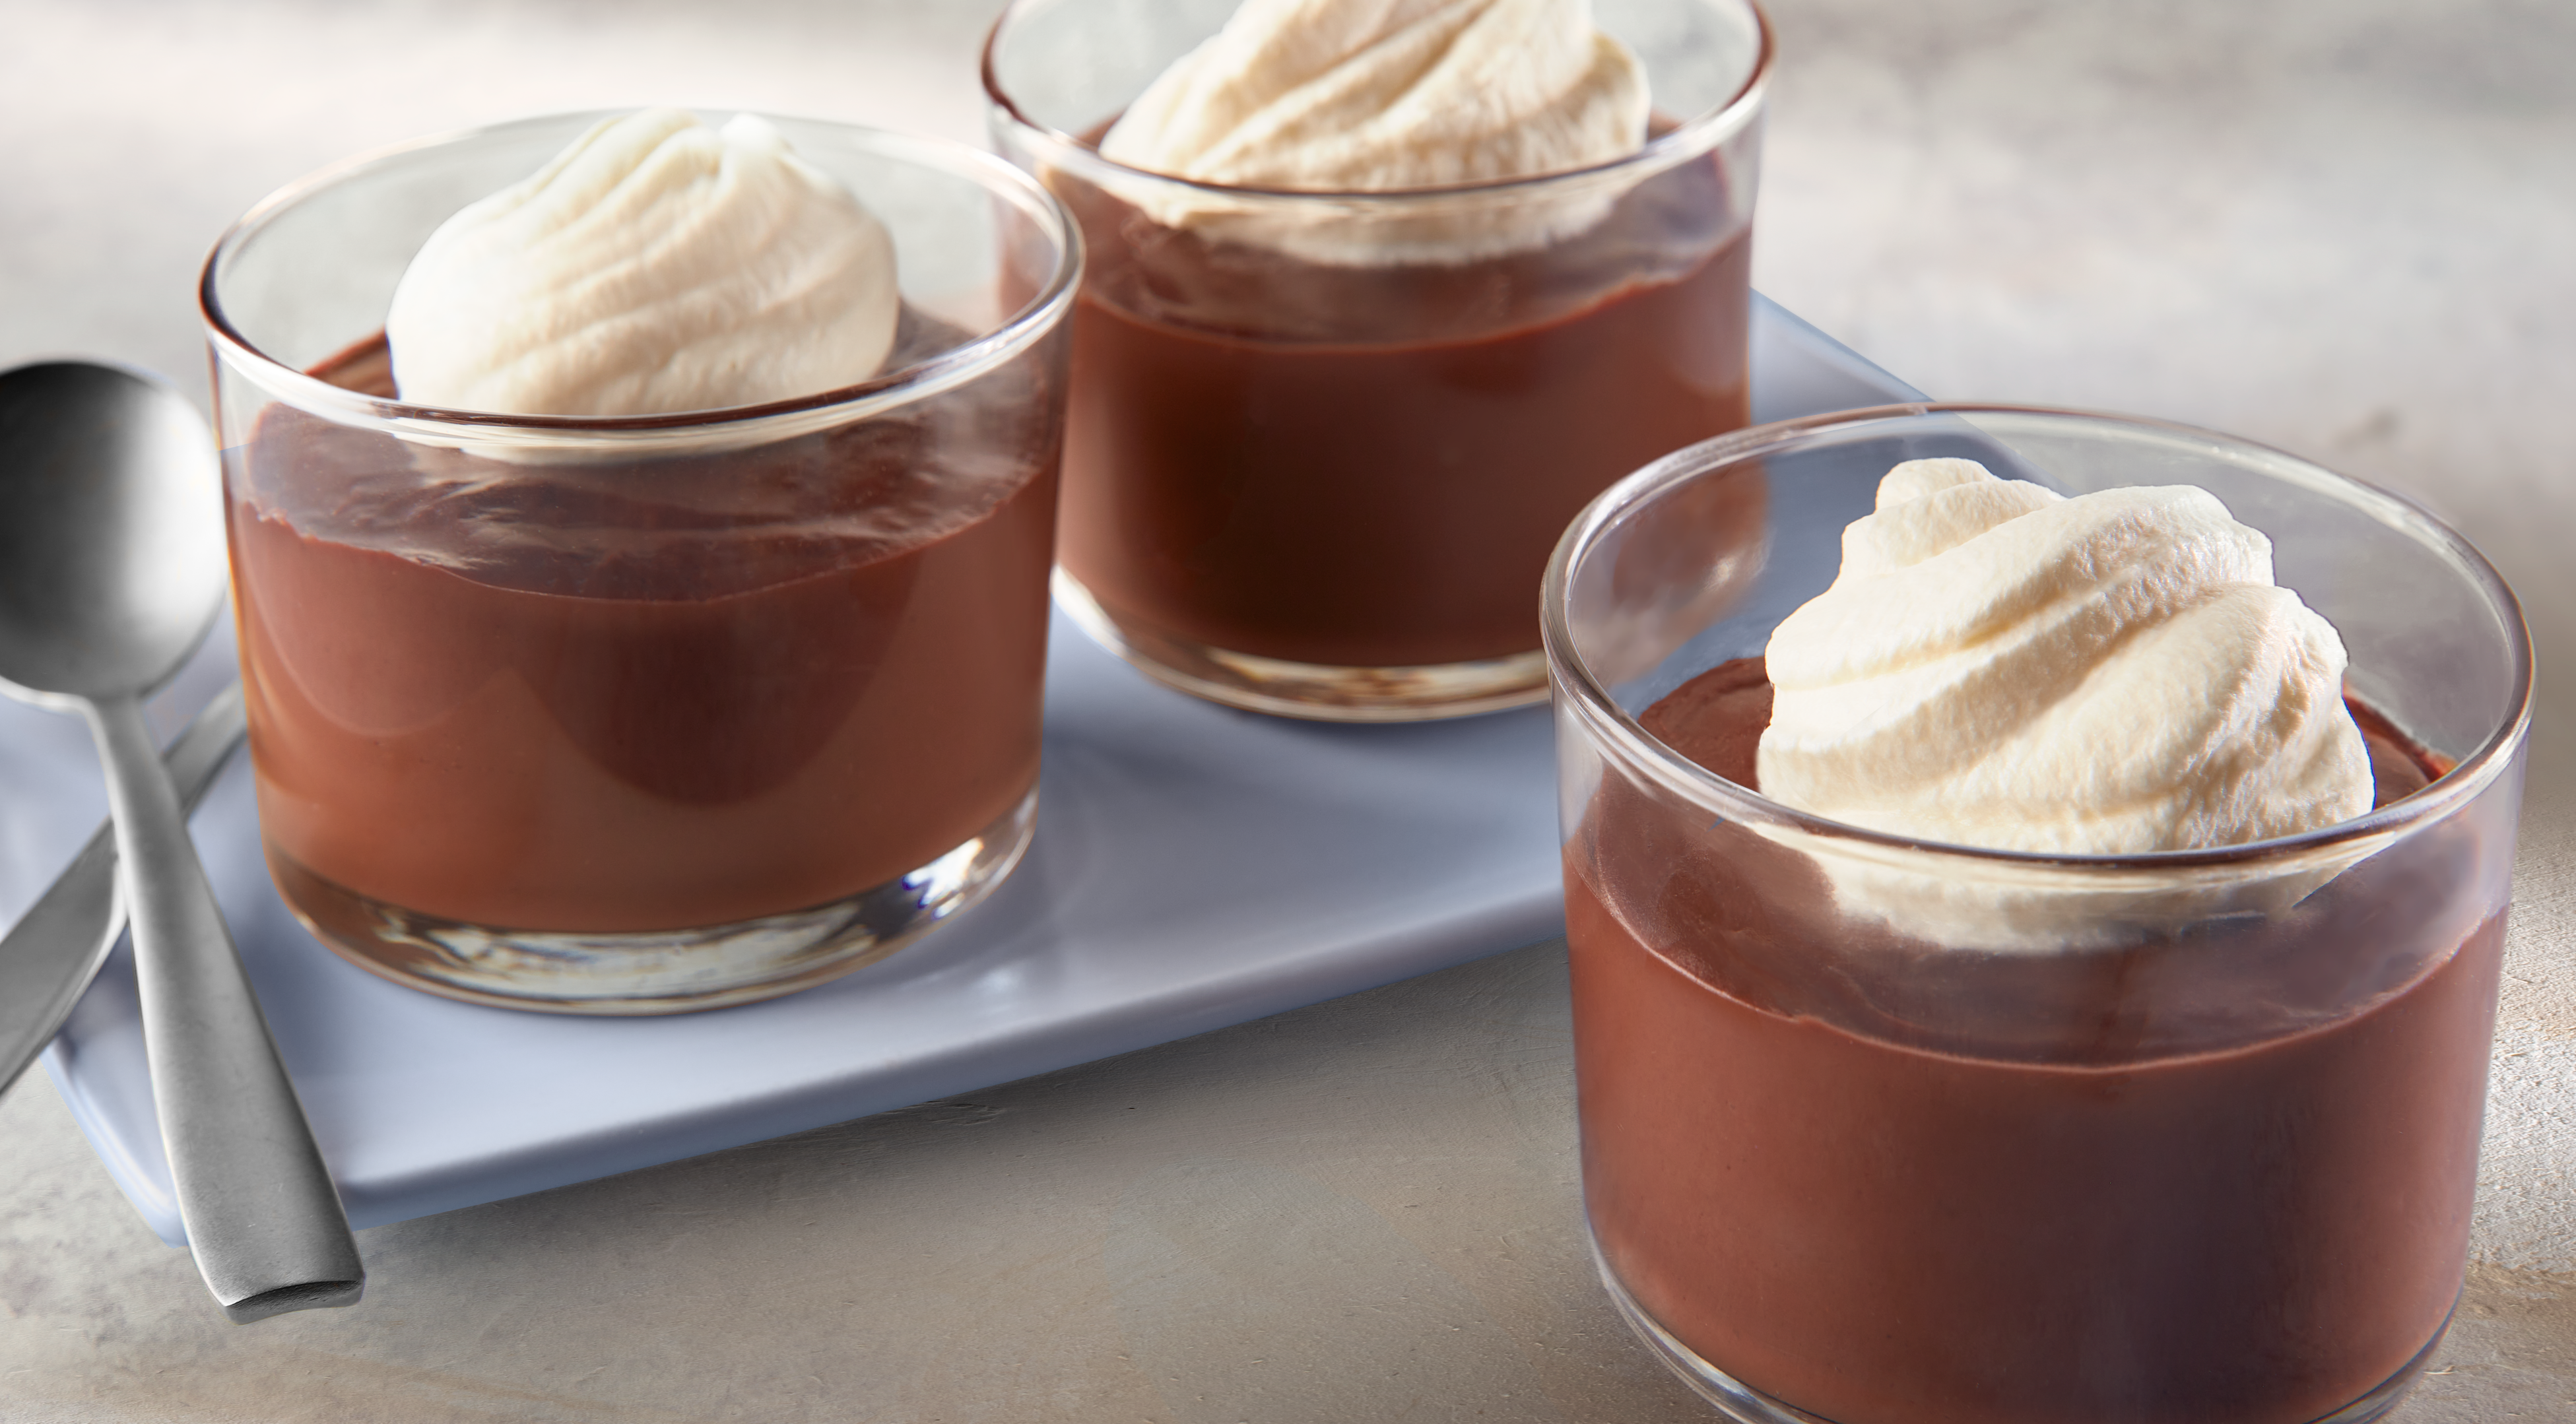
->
[387,108,899,417]
[1756,459,2373,857]
[1098,0,1649,263]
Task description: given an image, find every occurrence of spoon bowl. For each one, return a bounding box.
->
[0,360,362,1322]
[0,362,228,705]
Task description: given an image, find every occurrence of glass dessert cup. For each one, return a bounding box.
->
[201,113,1080,1015]
[1542,405,2534,1424]
[984,0,1773,721]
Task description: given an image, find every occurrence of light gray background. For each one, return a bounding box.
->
[3,0,2571,1419]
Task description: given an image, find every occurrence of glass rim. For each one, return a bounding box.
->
[197,108,1084,442]
[979,0,1774,207]
[1540,401,2538,873]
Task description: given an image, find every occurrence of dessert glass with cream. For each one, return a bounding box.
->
[201,111,1079,1014]
[985,0,1771,719]
[1543,406,2532,1423]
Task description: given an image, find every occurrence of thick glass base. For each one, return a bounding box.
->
[1053,569,1547,723]
[1591,1237,2452,1424]
[269,789,1036,1015]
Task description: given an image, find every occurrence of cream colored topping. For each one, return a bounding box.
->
[386,109,898,417]
[1756,459,2374,856]
[1098,0,1649,263]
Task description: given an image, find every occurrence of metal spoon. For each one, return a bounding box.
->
[0,362,362,1322]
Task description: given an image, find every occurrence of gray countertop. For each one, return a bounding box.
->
[3,0,2571,1418]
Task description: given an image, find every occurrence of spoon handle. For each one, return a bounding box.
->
[86,690,364,1323]
[0,680,249,1097]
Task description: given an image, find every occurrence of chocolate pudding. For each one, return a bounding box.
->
[1568,658,2498,1424]
[227,315,1061,936]
[1056,149,1752,670]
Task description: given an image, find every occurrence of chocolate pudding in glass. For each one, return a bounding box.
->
[1543,407,2532,1423]
[987,0,1771,719]
[201,113,1079,1014]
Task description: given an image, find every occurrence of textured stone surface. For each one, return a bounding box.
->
[3,0,2571,1419]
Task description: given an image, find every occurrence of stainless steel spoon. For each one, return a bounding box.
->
[0,362,361,1322]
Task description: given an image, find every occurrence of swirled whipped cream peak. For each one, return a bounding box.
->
[385,108,899,417]
[1755,459,2374,855]
[1098,0,1649,263]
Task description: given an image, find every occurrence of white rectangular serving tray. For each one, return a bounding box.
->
[8,296,1919,1244]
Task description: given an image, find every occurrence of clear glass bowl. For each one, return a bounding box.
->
[987,0,1772,720]
[1545,404,2533,1423]
[202,112,1080,1014]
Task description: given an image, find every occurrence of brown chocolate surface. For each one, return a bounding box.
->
[1570,659,2498,1423]
[226,317,1061,932]
[1054,149,1753,669]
